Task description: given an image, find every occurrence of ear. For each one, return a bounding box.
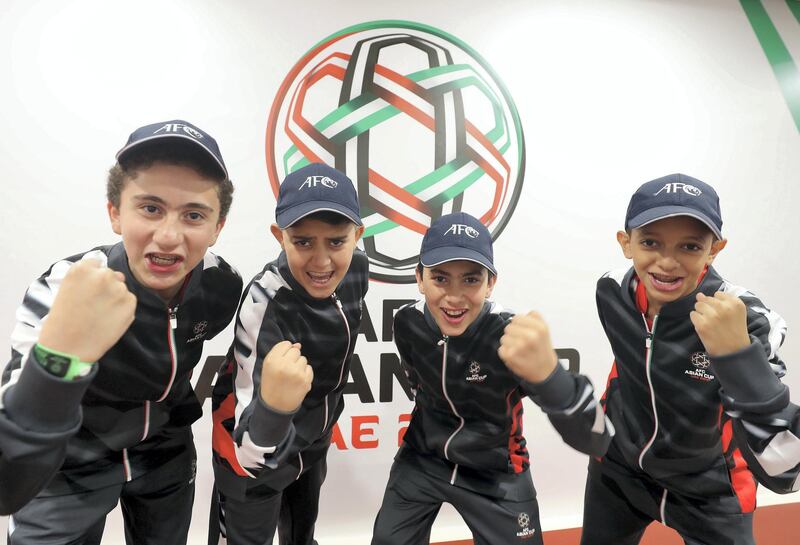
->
[209,217,226,247]
[107,201,122,235]
[415,266,425,295]
[616,230,633,259]
[485,272,497,299]
[707,238,727,264]
[270,223,285,249]
[354,224,365,242]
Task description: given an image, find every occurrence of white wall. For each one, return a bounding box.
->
[1,0,798,543]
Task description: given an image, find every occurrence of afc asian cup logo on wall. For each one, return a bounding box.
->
[266,20,525,283]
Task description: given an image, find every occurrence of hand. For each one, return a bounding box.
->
[690,291,751,357]
[498,312,558,383]
[259,341,314,412]
[38,259,136,362]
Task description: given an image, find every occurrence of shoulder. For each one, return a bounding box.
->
[394,300,425,332]
[36,246,113,283]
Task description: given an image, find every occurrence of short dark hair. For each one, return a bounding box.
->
[106,140,233,220]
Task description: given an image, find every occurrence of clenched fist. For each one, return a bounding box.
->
[38,259,136,363]
[498,311,558,384]
[260,341,314,412]
[690,291,750,357]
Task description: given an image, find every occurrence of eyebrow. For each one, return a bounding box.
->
[133,194,215,212]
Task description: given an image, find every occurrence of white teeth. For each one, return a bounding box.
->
[443,309,466,317]
[150,255,178,265]
[652,274,679,283]
[308,272,333,282]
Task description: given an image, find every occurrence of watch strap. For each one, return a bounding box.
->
[33,343,95,381]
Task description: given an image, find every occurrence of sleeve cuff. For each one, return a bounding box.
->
[524,363,578,411]
[2,354,94,432]
[248,395,297,447]
[711,339,787,407]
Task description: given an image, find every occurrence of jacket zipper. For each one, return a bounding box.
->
[638,313,660,470]
[439,336,463,484]
[320,293,350,435]
[156,305,179,403]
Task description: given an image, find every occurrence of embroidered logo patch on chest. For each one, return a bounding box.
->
[684,351,715,382]
[187,321,208,344]
[466,360,488,383]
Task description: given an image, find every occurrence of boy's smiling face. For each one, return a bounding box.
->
[416,260,496,337]
[271,218,364,299]
[617,215,726,316]
[108,161,224,302]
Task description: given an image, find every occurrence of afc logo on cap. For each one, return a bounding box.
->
[154,123,204,140]
[444,224,480,238]
[299,176,338,190]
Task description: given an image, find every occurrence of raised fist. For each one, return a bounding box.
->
[259,341,314,412]
[38,259,136,363]
[498,311,558,384]
[690,291,750,357]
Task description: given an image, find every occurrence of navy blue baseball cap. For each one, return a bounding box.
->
[116,119,228,179]
[420,212,496,275]
[625,173,723,239]
[275,163,362,228]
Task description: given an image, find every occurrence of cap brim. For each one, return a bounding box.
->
[276,201,363,229]
[420,247,497,275]
[115,134,228,179]
[627,206,723,239]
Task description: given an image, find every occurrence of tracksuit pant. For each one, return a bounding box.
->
[210,455,327,545]
[580,458,755,545]
[371,456,543,545]
[7,432,196,545]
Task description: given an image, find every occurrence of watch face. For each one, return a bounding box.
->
[43,354,71,378]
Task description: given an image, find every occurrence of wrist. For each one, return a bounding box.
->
[33,343,96,381]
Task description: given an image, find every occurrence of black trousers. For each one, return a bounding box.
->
[7,437,196,545]
[211,455,327,545]
[580,458,755,545]
[371,457,543,545]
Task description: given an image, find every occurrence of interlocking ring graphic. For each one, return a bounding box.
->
[267,20,525,283]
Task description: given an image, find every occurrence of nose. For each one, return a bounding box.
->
[655,251,679,271]
[153,215,183,248]
[310,246,332,269]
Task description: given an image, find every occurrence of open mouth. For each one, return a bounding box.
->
[146,253,183,271]
[441,308,468,324]
[649,272,684,292]
[307,271,335,286]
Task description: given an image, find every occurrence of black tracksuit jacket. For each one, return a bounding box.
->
[0,242,242,514]
[393,299,613,499]
[597,266,800,503]
[211,250,368,499]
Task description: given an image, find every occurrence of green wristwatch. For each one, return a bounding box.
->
[33,343,95,381]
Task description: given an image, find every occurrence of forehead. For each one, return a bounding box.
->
[634,215,713,239]
[426,260,487,276]
[285,218,356,237]
[121,163,221,205]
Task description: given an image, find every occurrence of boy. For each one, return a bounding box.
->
[0,119,243,543]
[210,162,368,545]
[581,173,800,545]
[371,212,613,545]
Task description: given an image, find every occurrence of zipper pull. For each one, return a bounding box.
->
[438,335,449,346]
[169,307,178,330]
[645,333,652,349]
